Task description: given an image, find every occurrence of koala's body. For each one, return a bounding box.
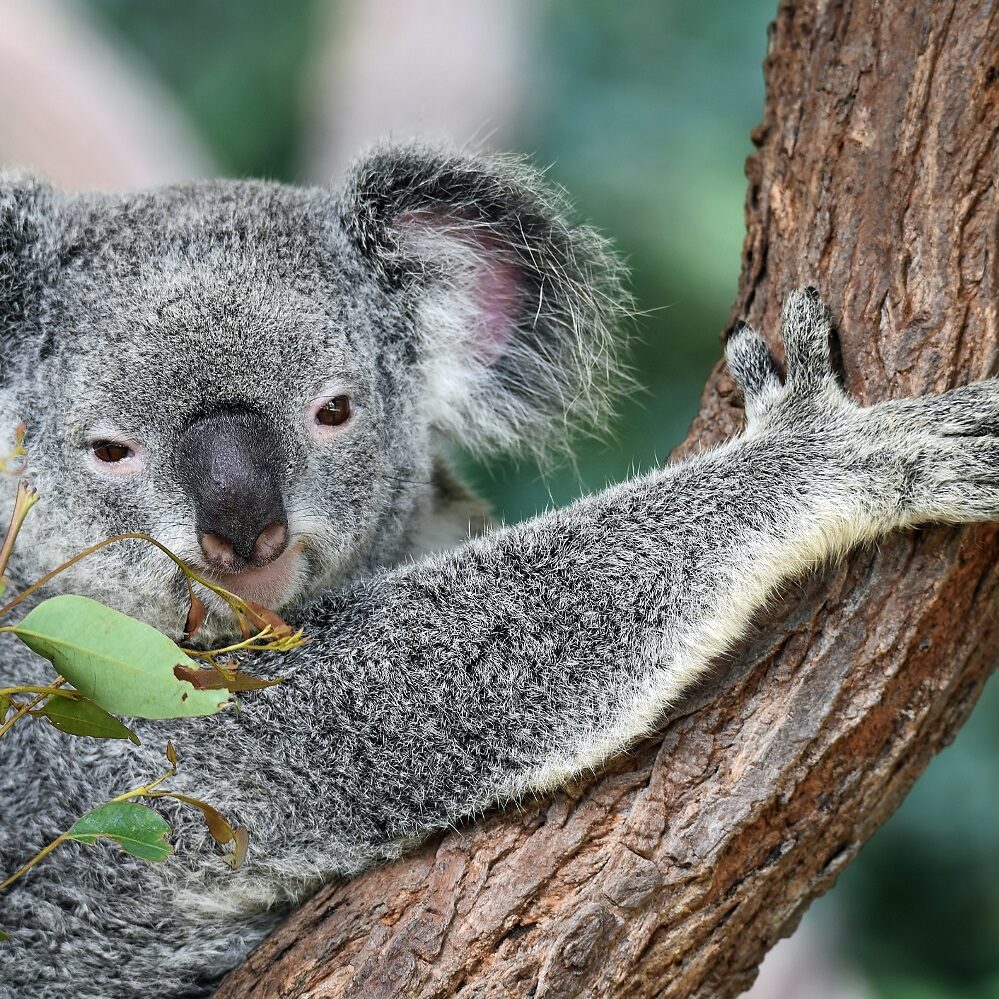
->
[1,145,998,999]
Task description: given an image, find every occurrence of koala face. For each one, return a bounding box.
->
[0,146,627,642]
[2,183,435,640]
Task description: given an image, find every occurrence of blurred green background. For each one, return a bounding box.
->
[65,1,999,994]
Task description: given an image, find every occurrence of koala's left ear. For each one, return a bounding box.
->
[339,143,631,455]
[0,172,55,350]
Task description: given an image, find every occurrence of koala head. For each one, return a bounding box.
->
[0,144,628,642]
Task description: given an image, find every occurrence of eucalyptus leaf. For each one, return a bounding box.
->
[66,802,172,862]
[9,595,230,719]
[166,792,235,845]
[42,696,140,744]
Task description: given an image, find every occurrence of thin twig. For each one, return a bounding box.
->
[0,479,37,580]
[0,677,66,739]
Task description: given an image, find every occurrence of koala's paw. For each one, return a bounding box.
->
[873,379,999,525]
[728,287,999,527]
[726,287,847,426]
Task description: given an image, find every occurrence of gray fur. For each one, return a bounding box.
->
[0,147,997,998]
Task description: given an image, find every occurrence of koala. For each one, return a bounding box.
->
[1,143,999,999]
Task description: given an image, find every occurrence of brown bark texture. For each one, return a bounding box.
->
[216,2,999,996]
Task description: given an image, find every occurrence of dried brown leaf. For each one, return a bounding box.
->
[168,793,235,846]
[172,664,281,693]
[242,600,295,639]
[184,586,206,640]
[224,826,249,871]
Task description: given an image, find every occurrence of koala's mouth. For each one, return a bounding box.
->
[203,542,305,611]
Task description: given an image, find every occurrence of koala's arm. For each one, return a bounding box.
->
[170,290,999,888]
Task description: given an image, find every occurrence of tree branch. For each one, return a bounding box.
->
[215,1,999,995]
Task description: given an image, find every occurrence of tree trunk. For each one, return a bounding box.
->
[215,2,999,996]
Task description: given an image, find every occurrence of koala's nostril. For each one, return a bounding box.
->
[201,532,237,570]
[253,521,288,565]
[200,522,288,572]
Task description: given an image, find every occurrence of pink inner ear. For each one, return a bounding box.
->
[395,209,523,365]
[470,255,522,364]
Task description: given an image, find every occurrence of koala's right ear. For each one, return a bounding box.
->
[0,172,55,345]
[338,143,633,457]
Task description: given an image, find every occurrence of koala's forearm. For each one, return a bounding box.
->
[171,291,999,894]
[175,424,879,883]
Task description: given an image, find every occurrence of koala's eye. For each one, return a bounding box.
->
[91,440,133,463]
[315,396,352,428]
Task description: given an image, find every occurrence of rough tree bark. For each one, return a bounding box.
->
[216,2,999,996]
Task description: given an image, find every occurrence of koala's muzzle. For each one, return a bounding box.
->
[175,410,289,572]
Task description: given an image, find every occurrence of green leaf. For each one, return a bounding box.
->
[66,802,172,862]
[9,595,230,719]
[0,693,9,723]
[41,695,140,744]
[0,928,8,942]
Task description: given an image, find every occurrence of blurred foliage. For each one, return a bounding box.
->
[69,1,999,994]
[82,0,321,179]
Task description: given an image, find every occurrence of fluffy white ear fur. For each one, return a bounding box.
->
[392,209,533,452]
[341,144,632,458]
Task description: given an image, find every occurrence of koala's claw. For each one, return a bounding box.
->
[780,288,838,392]
[725,323,781,411]
[726,287,842,423]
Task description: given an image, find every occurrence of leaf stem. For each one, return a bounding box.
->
[0,677,66,739]
[184,628,275,659]
[109,769,177,804]
[0,479,37,580]
[0,531,301,649]
[0,683,77,698]
[0,532,236,620]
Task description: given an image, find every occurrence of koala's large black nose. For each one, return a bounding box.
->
[175,409,289,571]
